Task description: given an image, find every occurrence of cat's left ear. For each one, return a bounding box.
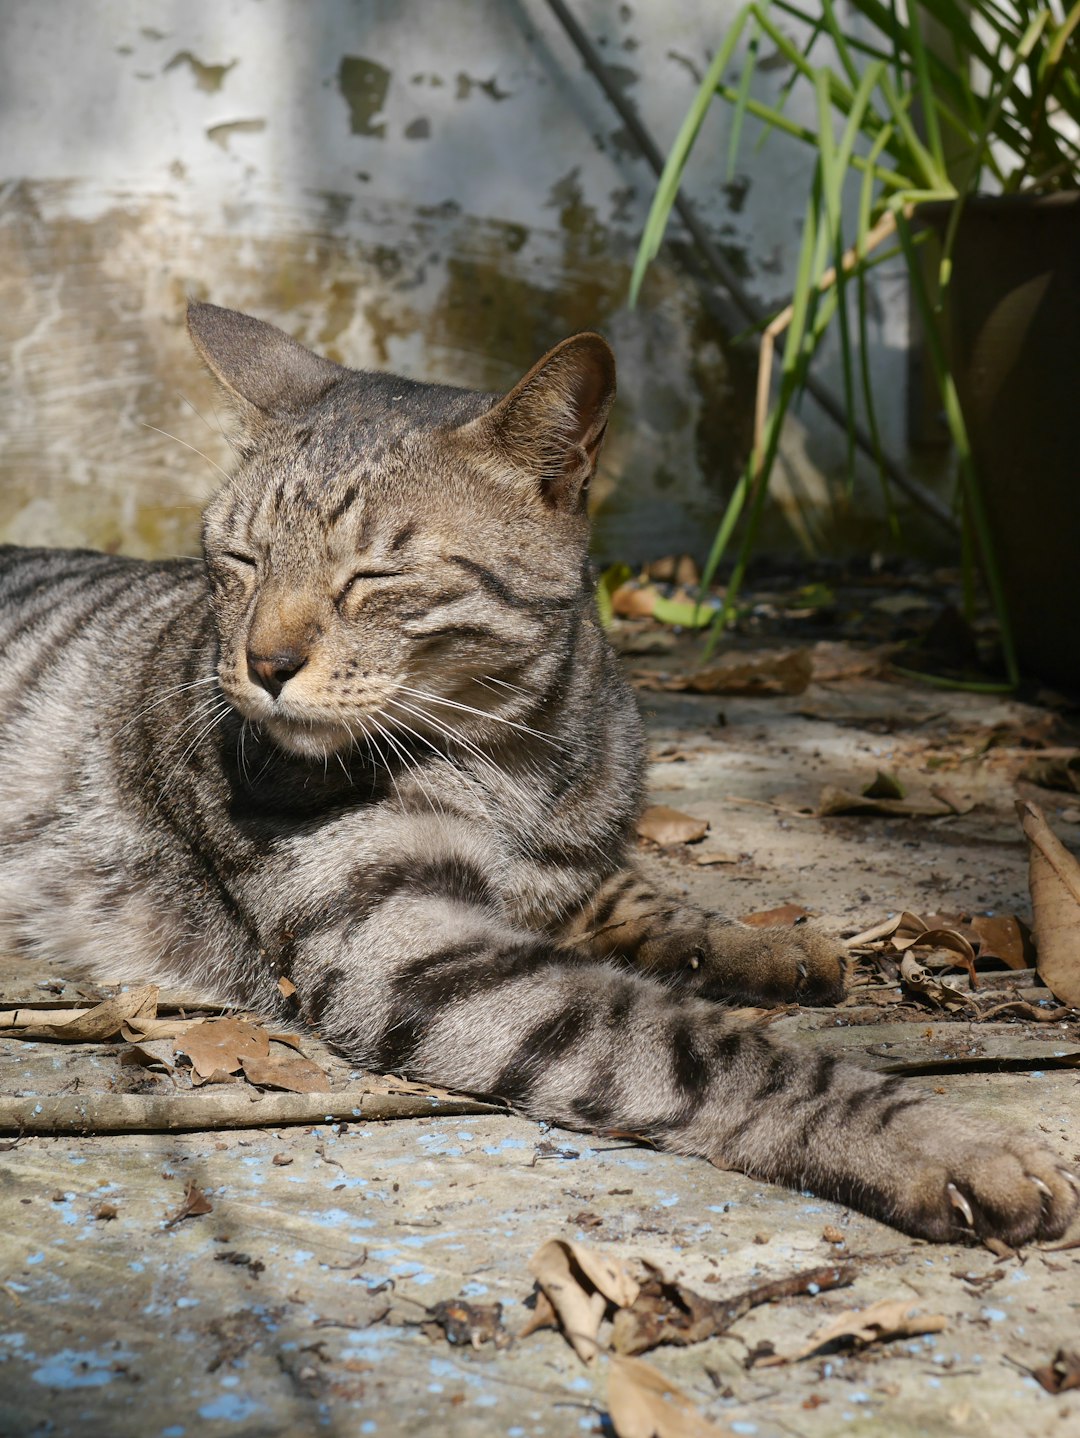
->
[187,301,345,424]
[466,333,616,511]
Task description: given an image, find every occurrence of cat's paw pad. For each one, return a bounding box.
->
[705,920,847,1005]
[908,1138,1079,1245]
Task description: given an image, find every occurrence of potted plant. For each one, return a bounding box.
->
[632,0,1080,689]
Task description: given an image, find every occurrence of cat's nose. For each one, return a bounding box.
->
[247,649,308,699]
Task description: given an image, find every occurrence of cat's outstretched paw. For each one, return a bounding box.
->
[894,1131,1079,1245]
[694,919,848,1006]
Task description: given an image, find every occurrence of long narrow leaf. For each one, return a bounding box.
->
[629,8,752,304]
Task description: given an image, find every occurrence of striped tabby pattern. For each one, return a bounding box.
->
[0,303,1074,1246]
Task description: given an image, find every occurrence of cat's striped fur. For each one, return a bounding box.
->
[0,302,1074,1245]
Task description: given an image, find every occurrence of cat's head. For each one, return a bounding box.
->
[189,302,616,760]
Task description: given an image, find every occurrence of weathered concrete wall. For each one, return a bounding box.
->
[0,0,932,565]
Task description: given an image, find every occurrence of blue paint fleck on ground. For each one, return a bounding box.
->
[197,1394,263,1421]
[31,1347,132,1389]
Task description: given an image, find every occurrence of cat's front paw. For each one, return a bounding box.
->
[893,1128,1079,1245]
[695,919,848,1006]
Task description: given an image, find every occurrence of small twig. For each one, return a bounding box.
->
[0,1088,502,1136]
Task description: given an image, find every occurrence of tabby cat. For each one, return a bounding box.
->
[0,302,1074,1246]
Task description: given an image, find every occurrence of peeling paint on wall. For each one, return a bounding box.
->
[338,57,392,138]
[0,0,936,567]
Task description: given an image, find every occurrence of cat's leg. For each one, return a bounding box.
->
[287,889,1076,1244]
[554,867,847,1005]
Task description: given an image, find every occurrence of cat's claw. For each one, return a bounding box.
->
[1029,1175,1053,1199]
[947,1182,975,1228]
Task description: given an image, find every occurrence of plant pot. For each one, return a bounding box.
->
[917,193,1080,692]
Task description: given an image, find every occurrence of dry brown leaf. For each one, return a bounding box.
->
[607,1355,735,1438]
[1031,1349,1080,1394]
[693,850,740,867]
[899,953,976,1012]
[240,1046,331,1094]
[741,904,811,927]
[0,985,159,1041]
[528,1239,639,1364]
[929,782,974,816]
[862,770,905,800]
[817,786,952,819]
[164,1180,213,1227]
[809,640,894,682]
[613,583,660,619]
[175,1018,270,1080]
[636,806,709,847]
[968,914,1030,970]
[423,1298,510,1350]
[677,648,812,697]
[1018,800,1080,1006]
[759,1298,947,1365]
[277,976,297,998]
[1020,754,1080,794]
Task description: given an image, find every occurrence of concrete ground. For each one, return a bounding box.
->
[3,623,1079,1438]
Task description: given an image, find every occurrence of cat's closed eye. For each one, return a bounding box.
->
[336,569,401,603]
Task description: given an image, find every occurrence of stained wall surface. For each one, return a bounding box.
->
[0,0,929,564]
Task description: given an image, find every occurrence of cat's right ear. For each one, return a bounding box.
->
[187,302,344,430]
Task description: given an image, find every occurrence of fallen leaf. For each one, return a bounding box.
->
[646,555,700,588]
[92,1202,118,1221]
[694,850,740,867]
[277,976,297,999]
[1018,800,1080,1005]
[1031,1348,1080,1395]
[758,1298,948,1364]
[1018,805,1080,1006]
[862,770,905,800]
[240,1047,331,1094]
[607,1354,736,1438]
[675,648,812,697]
[741,905,811,927]
[809,640,894,682]
[929,783,974,816]
[528,1239,639,1363]
[651,594,713,630]
[612,582,661,620]
[164,1180,213,1227]
[899,953,976,1012]
[0,986,159,1041]
[968,914,1031,970]
[636,806,709,847]
[1020,753,1080,794]
[423,1298,509,1350]
[596,564,635,627]
[175,1018,270,1081]
[817,786,953,819]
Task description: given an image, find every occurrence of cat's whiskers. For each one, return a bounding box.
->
[396,683,560,749]
[177,390,239,459]
[151,699,233,808]
[476,674,534,698]
[237,719,252,787]
[384,697,569,862]
[140,422,232,484]
[367,711,448,825]
[119,674,222,734]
